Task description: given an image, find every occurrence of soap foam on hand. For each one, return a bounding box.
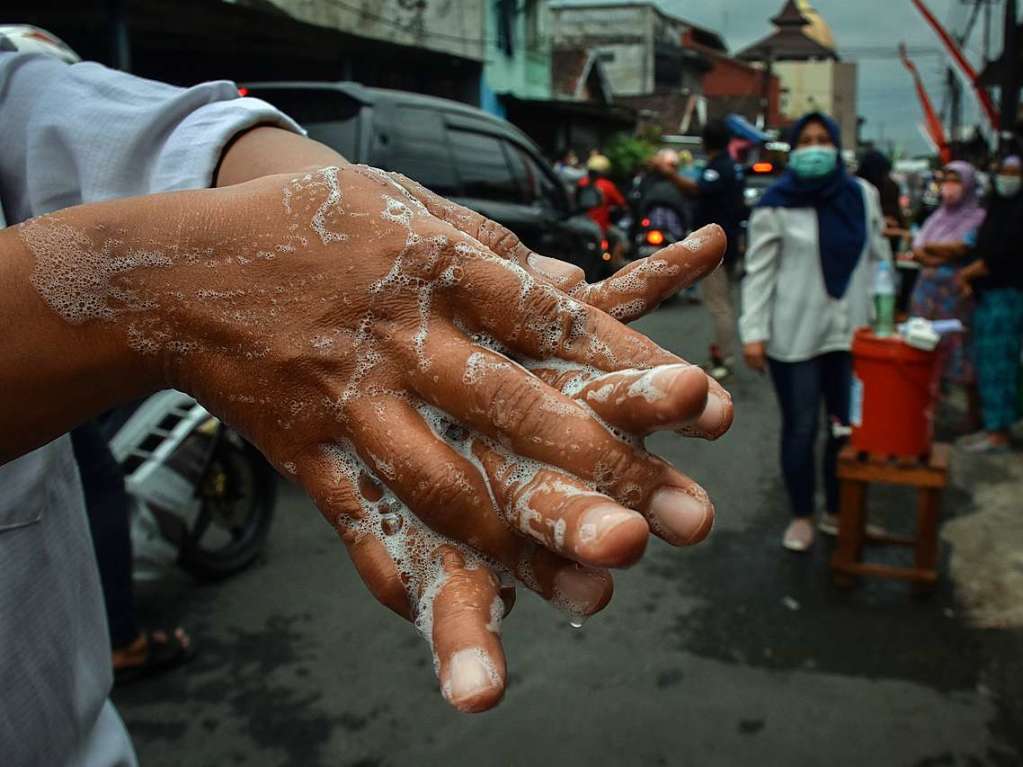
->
[19,162,705,710]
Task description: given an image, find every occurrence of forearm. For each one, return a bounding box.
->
[667,173,699,196]
[958,259,989,282]
[922,241,968,263]
[0,188,222,463]
[215,126,346,187]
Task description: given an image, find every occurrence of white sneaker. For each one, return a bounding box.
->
[819,513,888,537]
[818,513,840,535]
[782,518,815,552]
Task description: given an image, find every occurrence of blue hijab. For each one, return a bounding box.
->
[759,112,867,299]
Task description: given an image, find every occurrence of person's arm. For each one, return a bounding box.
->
[920,239,970,263]
[739,208,782,372]
[214,125,347,187]
[2,169,730,713]
[955,258,989,296]
[665,172,700,196]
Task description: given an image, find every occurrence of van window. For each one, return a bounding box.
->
[448,129,522,203]
[246,88,362,159]
[380,107,459,196]
[508,145,567,213]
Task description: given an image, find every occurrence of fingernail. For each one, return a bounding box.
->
[578,503,637,544]
[528,253,582,283]
[553,564,608,613]
[696,391,731,436]
[443,648,501,709]
[647,487,713,545]
[647,364,702,400]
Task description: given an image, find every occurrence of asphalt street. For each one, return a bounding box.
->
[115,293,1023,767]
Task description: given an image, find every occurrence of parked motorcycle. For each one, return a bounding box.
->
[633,206,683,260]
[107,391,277,582]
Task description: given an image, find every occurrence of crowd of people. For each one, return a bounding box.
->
[560,112,1022,552]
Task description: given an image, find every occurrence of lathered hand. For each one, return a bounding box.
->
[13,165,731,712]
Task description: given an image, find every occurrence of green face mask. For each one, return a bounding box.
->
[994,174,1021,198]
[789,146,838,179]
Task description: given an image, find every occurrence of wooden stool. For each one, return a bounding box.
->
[830,443,950,589]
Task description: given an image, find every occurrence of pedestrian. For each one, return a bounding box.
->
[70,420,195,684]
[0,30,731,764]
[634,149,689,247]
[554,148,586,187]
[909,160,986,429]
[955,155,1023,453]
[577,153,627,259]
[739,111,892,552]
[650,120,743,377]
[857,149,914,311]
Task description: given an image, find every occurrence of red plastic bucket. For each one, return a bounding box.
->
[849,328,938,457]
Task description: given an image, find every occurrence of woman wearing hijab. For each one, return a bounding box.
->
[955,155,1023,452]
[909,161,986,423]
[740,112,892,552]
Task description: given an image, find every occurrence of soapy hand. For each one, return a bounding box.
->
[18,165,730,712]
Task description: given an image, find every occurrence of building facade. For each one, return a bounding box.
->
[737,0,858,147]
[481,0,552,116]
[550,2,725,135]
[8,0,487,104]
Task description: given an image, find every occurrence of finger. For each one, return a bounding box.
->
[406,333,714,546]
[518,352,730,443]
[515,541,614,621]
[386,174,733,437]
[530,363,710,436]
[429,546,507,713]
[296,444,413,617]
[301,425,616,612]
[471,439,649,568]
[571,226,727,322]
[390,170,725,325]
[340,394,523,567]
[384,170,588,293]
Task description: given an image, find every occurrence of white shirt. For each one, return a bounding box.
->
[739,178,892,362]
[0,51,300,766]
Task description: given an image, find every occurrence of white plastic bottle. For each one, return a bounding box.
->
[873,259,896,338]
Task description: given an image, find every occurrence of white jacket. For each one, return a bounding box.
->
[739,178,892,362]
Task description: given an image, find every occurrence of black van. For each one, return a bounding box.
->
[243,82,607,280]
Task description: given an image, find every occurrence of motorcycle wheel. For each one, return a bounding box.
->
[178,433,277,581]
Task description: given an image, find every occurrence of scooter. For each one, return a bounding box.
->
[107,391,277,582]
[633,212,680,260]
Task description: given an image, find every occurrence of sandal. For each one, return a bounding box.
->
[114,627,196,686]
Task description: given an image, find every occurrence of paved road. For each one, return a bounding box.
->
[115,296,1023,766]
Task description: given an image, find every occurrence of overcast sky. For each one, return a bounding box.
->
[559,0,1011,155]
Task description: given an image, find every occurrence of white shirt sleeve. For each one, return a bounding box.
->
[0,52,303,225]
[739,206,782,345]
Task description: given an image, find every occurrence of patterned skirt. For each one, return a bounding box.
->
[973,288,1023,431]
[909,265,975,385]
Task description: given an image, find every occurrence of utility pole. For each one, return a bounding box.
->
[761,46,774,130]
[983,0,992,63]
[1001,0,1020,146]
[947,66,961,145]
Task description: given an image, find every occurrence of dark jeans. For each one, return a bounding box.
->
[767,352,852,519]
[70,421,139,650]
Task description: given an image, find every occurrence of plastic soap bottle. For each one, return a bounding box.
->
[873,259,896,338]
